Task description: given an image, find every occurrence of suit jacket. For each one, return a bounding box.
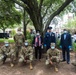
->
[60,33,72,48]
[49,32,56,43]
[44,32,56,48]
[32,35,43,47]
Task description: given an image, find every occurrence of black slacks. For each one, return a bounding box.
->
[35,46,42,59]
[62,46,70,63]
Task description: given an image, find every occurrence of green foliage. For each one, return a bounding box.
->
[63,17,76,34]
[73,43,76,52]
[11,29,16,37]
[0,39,14,43]
[26,31,31,39]
[43,0,61,6]
[56,39,60,48]
[63,17,76,29]
[0,0,22,31]
[26,31,34,44]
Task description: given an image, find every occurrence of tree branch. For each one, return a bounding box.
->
[13,0,27,8]
[45,0,74,30]
[39,0,44,12]
[25,20,30,25]
[42,5,51,19]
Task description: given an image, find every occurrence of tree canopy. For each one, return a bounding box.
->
[12,0,73,34]
[0,0,74,34]
[0,0,22,32]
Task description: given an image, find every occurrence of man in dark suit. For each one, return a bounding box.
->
[44,27,56,51]
[60,29,72,64]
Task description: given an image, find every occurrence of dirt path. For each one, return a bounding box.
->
[0,43,76,75]
[0,55,76,75]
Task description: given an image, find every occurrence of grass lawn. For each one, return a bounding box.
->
[0,38,33,44]
[0,38,14,43]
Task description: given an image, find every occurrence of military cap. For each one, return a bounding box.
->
[49,27,52,29]
[51,43,55,47]
[25,40,28,43]
[47,27,52,30]
[17,27,21,31]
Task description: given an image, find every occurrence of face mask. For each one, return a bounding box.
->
[5,43,9,47]
[24,42,28,46]
[64,31,67,33]
[17,31,22,35]
[36,33,40,35]
[51,46,55,50]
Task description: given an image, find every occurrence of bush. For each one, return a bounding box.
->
[11,29,16,37]
[26,31,35,44]
[26,31,31,39]
[73,43,76,52]
[56,39,60,49]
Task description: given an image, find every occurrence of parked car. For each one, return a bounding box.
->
[0,33,9,39]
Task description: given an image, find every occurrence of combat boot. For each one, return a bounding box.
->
[2,55,7,64]
[30,63,33,70]
[55,66,58,72]
[10,63,14,67]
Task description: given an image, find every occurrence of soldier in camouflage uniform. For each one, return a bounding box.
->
[0,41,16,67]
[45,43,60,72]
[18,40,33,70]
[14,27,25,59]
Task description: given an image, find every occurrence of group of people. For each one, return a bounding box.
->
[0,28,33,70]
[0,27,75,72]
[33,27,72,71]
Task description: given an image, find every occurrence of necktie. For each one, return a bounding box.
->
[64,34,66,40]
[50,32,52,36]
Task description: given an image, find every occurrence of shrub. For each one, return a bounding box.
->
[56,39,60,49]
[11,29,16,37]
[73,43,76,52]
[26,31,31,39]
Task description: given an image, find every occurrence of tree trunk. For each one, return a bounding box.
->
[3,28,5,33]
[24,24,27,40]
[23,8,27,39]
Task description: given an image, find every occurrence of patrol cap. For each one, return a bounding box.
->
[25,40,28,43]
[17,27,21,31]
[50,43,55,47]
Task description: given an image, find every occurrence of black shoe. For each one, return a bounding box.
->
[67,62,70,64]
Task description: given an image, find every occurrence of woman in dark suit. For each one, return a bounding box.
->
[33,30,43,60]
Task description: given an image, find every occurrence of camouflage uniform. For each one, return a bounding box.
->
[14,33,25,46]
[0,44,16,66]
[46,48,60,65]
[18,40,33,70]
[45,43,60,72]
[19,46,33,63]
[0,45,11,63]
[9,44,17,66]
[14,28,25,59]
